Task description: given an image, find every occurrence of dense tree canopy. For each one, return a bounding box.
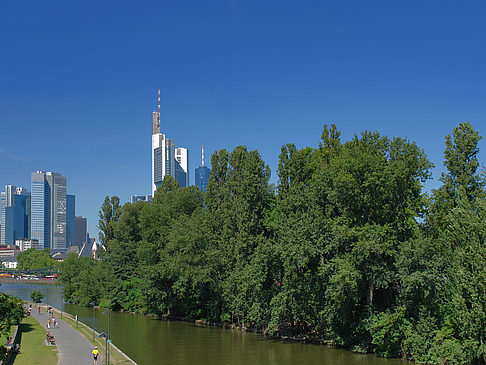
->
[59,122,486,364]
[16,248,56,270]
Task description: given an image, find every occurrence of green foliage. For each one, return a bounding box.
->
[30,290,44,304]
[0,292,24,359]
[66,123,486,364]
[17,248,56,270]
[98,195,121,245]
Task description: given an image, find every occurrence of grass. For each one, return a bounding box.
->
[8,316,58,365]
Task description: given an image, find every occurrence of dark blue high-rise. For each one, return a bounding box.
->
[195,146,210,192]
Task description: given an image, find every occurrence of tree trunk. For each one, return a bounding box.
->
[367,282,374,307]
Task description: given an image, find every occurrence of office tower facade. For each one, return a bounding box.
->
[31,171,67,250]
[75,216,87,246]
[195,146,211,192]
[175,147,189,188]
[1,185,30,245]
[152,133,175,195]
[66,194,75,247]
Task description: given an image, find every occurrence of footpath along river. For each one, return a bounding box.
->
[1,281,412,365]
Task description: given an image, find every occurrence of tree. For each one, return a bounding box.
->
[0,293,23,361]
[98,196,121,246]
[17,248,56,270]
[30,290,44,304]
[430,121,485,233]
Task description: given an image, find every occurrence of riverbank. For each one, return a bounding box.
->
[0,279,57,285]
[28,303,136,364]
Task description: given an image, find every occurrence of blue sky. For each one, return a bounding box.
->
[1,0,485,239]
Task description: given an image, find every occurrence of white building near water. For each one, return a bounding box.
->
[1,256,17,269]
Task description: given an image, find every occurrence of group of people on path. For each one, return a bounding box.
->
[45,306,59,329]
[35,302,101,364]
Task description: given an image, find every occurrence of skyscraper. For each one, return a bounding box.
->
[75,216,87,247]
[31,171,67,250]
[1,185,30,246]
[66,194,75,247]
[195,146,210,192]
[175,147,189,188]
[152,89,176,196]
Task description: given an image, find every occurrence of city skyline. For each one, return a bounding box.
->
[1,1,485,239]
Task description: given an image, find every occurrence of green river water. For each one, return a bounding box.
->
[1,281,412,365]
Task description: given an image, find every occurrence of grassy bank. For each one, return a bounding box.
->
[8,316,58,365]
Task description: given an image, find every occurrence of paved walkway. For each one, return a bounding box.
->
[29,306,100,365]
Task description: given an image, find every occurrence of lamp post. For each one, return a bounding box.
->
[107,308,110,364]
[90,301,96,343]
[97,332,108,365]
[102,309,110,364]
[73,295,79,328]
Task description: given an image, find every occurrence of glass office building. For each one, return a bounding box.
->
[1,185,30,246]
[31,171,67,250]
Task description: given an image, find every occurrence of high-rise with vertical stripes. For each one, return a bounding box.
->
[31,171,67,250]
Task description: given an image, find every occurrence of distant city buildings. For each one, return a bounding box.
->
[1,171,90,253]
[151,89,190,194]
[195,146,210,192]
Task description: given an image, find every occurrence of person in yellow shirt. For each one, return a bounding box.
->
[92,346,99,365]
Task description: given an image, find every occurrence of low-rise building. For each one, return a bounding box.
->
[15,238,41,251]
[1,256,17,269]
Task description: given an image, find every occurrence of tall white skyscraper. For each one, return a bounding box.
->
[152,133,175,195]
[152,89,176,196]
[151,89,189,194]
[175,147,189,188]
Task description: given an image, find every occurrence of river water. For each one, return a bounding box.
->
[1,281,412,365]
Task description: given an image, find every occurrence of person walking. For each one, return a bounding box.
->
[92,346,99,365]
[47,318,51,329]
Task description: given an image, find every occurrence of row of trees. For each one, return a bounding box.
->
[60,122,486,364]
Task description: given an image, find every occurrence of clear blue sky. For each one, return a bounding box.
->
[1,0,485,239]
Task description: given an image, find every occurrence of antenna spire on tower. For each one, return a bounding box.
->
[157,89,161,128]
[202,145,205,166]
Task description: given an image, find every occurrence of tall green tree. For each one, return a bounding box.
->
[430,121,484,233]
[98,195,121,246]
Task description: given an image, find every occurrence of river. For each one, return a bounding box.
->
[1,281,412,365]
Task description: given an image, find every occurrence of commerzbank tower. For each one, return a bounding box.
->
[151,89,189,196]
